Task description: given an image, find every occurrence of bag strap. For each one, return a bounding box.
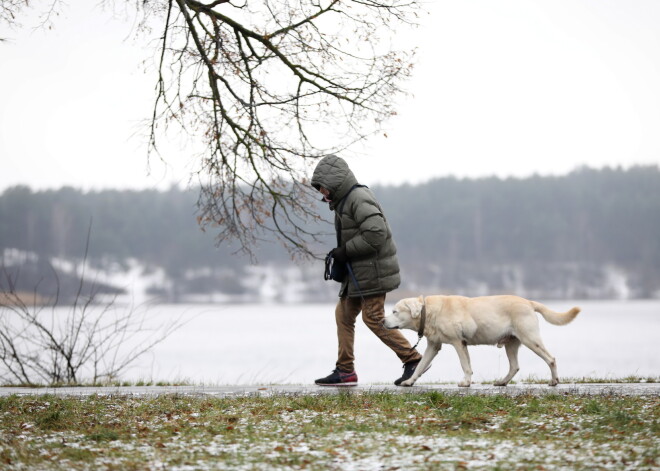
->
[335,184,367,246]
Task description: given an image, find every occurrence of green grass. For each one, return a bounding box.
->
[0,391,657,470]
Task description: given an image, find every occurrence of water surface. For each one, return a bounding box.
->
[124,299,660,385]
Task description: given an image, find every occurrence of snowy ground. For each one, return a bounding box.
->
[2,391,657,470]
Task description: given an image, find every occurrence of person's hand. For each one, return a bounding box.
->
[332,246,348,263]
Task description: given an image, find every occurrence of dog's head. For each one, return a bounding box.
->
[383,296,424,331]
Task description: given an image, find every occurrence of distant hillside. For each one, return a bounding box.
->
[1,166,659,302]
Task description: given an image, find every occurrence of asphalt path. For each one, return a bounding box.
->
[0,383,657,397]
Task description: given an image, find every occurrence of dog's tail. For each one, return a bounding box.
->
[532,301,581,326]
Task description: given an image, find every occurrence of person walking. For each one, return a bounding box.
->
[311,154,424,386]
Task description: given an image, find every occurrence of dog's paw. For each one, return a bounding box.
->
[493,380,508,387]
[458,381,471,388]
[548,379,559,387]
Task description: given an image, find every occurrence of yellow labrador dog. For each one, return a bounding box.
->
[383,295,580,387]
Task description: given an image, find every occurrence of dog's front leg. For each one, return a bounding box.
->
[401,341,440,387]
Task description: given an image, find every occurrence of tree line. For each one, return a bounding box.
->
[1,165,659,299]
[379,165,660,298]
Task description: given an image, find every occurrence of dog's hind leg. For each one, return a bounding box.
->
[520,336,559,386]
[494,337,521,386]
[515,314,560,386]
[452,341,473,387]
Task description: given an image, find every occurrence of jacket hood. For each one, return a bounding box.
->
[311,155,358,206]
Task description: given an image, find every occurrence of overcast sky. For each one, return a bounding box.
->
[1,0,658,192]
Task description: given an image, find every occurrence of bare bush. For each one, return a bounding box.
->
[0,260,182,386]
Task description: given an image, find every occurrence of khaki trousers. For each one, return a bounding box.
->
[335,294,422,372]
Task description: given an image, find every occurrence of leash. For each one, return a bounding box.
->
[410,297,426,350]
[347,263,398,343]
[346,262,365,303]
[342,251,421,352]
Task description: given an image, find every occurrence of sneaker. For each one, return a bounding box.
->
[394,360,430,386]
[315,369,358,387]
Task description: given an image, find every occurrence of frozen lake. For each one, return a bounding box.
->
[122,299,659,385]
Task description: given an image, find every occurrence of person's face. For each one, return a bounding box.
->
[319,187,331,200]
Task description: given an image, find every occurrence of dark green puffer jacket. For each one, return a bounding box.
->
[311,155,401,297]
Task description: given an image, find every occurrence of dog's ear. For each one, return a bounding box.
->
[405,297,423,319]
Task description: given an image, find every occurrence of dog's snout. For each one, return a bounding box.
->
[381,320,397,330]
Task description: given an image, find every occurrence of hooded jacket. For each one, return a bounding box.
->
[311,155,401,297]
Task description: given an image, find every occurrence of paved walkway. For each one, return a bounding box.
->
[0,383,657,397]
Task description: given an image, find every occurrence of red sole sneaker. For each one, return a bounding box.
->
[316,382,358,387]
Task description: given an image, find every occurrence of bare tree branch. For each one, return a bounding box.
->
[2,0,420,258]
[147,0,419,258]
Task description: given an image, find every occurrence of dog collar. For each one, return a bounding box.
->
[411,298,426,350]
[418,299,427,339]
